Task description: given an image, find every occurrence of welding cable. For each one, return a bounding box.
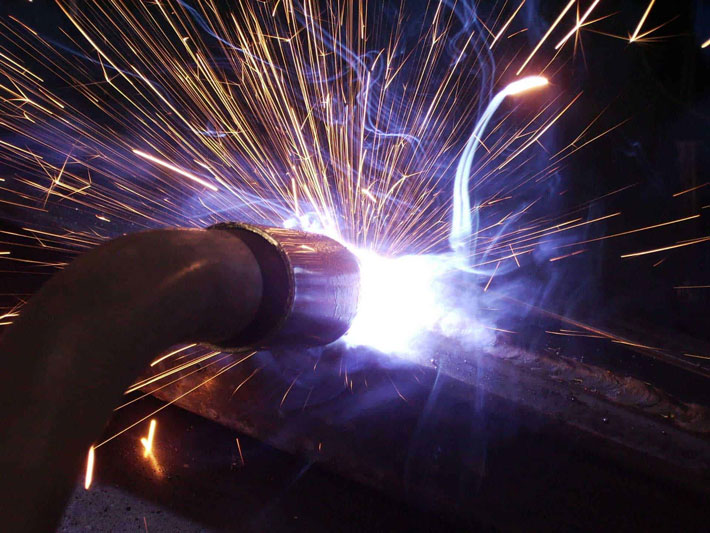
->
[0,228,264,532]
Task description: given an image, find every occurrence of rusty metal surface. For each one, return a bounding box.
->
[144,340,710,522]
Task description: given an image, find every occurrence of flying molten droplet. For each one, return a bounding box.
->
[503,76,549,96]
[84,446,95,490]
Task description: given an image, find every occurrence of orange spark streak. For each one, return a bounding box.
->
[509,244,521,267]
[116,354,235,412]
[517,0,575,74]
[127,351,222,394]
[683,353,710,360]
[490,0,526,49]
[556,214,701,249]
[546,330,605,338]
[621,236,710,258]
[555,0,602,50]
[96,353,255,449]
[140,419,157,457]
[230,366,264,397]
[280,374,301,407]
[484,261,501,291]
[132,150,218,191]
[612,340,659,351]
[236,438,245,466]
[629,0,656,43]
[549,248,586,262]
[84,446,95,490]
[672,182,708,197]
[150,343,197,367]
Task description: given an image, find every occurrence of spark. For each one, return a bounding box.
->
[546,330,605,338]
[652,257,667,267]
[140,419,157,457]
[483,261,501,291]
[702,38,710,49]
[621,236,710,258]
[483,325,517,334]
[555,0,603,50]
[127,351,223,394]
[549,248,586,262]
[612,340,659,351]
[97,354,255,449]
[490,1,526,49]
[509,244,521,267]
[684,353,710,360]
[235,438,245,466]
[84,446,95,490]
[629,0,656,43]
[673,183,708,197]
[150,343,197,367]
[280,374,301,407]
[132,150,218,192]
[555,215,701,249]
[387,374,408,403]
[517,0,576,74]
[117,353,235,412]
[230,365,264,397]
[114,354,231,411]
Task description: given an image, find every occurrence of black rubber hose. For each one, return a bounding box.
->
[0,228,263,532]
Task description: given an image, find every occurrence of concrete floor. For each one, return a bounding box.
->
[58,398,460,532]
[61,485,208,532]
[56,392,710,532]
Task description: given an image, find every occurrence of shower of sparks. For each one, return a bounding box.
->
[84,446,95,490]
[116,352,236,412]
[127,350,223,394]
[140,419,157,457]
[0,0,707,457]
[96,352,255,450]
[0,0,630,260]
